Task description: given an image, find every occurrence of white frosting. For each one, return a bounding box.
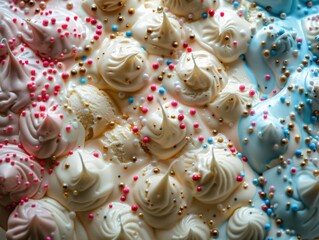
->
[226,207,269,240]
[132,12,185,57]
[97,36,149,92]
[163,0,219,20]
[133,165,186,229]
[303,14,319,57]
[47,149,114,211]
[156,214,210,240]
[6,198,88,240]
[66,84,117,139]
[81,202,155,239]
[189,8,251,63]
[19,101,85,159]
[163,50,228,106]
[186,144,243,204]
[141,104,191,160]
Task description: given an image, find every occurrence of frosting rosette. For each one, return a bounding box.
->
[163,50,228,106]
[163,0,219,20]
[80,202,155,239]
[21,8,87,60]
[156,214,210,240]
[133,165,186,229]
[226,207,269,240]
[190,8,251,63]
[66,84,117,139]
[140,104,191,160]
[303,14,319,58]
[132,12,185,57]
[19,101,85,159]
[97,36,149,92]
[0,144,47,207]
[6,198,88,240]
[47,149,114,211]
[185,144,243,204]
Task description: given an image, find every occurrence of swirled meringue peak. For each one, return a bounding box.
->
[19,101,85,160]
[133,164,187,229]
[66,84,118,139]
[47,149,114,211]
[21,9,88,60]
[0,144,47,207]
[132,12,185,57]
[140,103,191,160]
[97,36,149,92]
[185,144,243,204]
[189,8,251,63]
[163,50,228,106]
[163,0,219,20]
[156,214,210,240]
[7,197,88,240]
[226,207,269,240]
[80,202,155,240]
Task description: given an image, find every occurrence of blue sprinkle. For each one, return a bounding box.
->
[237,152,242,158]
[112,25,118,32]
[202,144,208,148]
[128,97,134,104]
[264,199,270,205]
[166,59,172,65]
[280,96,286,103]
[312,116,317,122]
[125,31,132,37]
[80,78,86,84]
[297,42,302,49]
[264,223,271,231]
[271,50,277,56]
[252,178,258,185]
[313,56,318,62]
[207,137,213,144]
[278,29,285,35]
[240,171,245,177]
[233,1,239,7]
[314,70,319,77]
[295,149,302,157]
[201,12,208,19]
[262,95,268,100]
[159,87,166,94]
[81,56,87,61]
[291,204,299,212]
[266,208,273,215]
[309,142,316,151]
[267,238,273,240]
[307,98,313,105]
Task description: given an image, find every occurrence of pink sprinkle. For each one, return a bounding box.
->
[131,204,138,211]
[193,122,199,128]
[186,47,192,53]
[183,42,188,48]
[39,105,46,111]
[179,123,186,129]
[133,175,138,181]
[189,109,196,115]
[192,174,200,181]
[198,136,204,142]
[132,126,139,133]
[152,63,159,70]
[236,175,243,182]
[230,147,236,153]
[65,125,71,132]
[150,85,157,91]
[51,18,56,24]
[88,213,94,219]
[168,64,175,70]
[239,85,245,91]
[197,186,202,192]
[220,11,225,17]
[208,9,215,17]
[249,89,255,96]
[93,153,99,158]
[120,195,126,201]
[147,95,154,101]
[291,167,297,174]
[233,41,238,46]
[141,106,148,113]
[171,100,178,107]
[42,20,49,27]
[142,136,150,143]
[251,121,256,126]
[122,187,130,194]
[265,74,271,80]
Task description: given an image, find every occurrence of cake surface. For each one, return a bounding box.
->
[0,0,319,239]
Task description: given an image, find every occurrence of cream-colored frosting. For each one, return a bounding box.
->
[132,12,185,57]
[163,50,228,106]
[99,123,147,163]
[47,149,114,211]
[163,0,219,20]
[66,84,117,139]
[303,14,319,57]
[0,144,47,207]
[189,8,251,63]
[185,144,243,204]
[97,36,149,92]
[156,214,210,240]
[81,202,155,239]
[19,100,85,159]
[94,0,128,13]
[226,207,269,240]
[140,104,191,160]
[133,164,186,229]
[6,198,88,240]
[21,9,87,60]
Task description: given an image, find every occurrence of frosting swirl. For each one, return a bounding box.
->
[47,149,114,211]
[226,207,269,240]
[133,165,186,229]
[132,12,185,57]
[94,0,128,12]
[82,202,155,239]
[67,84,117,139]
[156,214,210,240]
[19,101,85,159]
[163,50,228,106]
[0,144,47,207]
[7,198,88,240]
[190,8,251,63]
[97,36,149,92]
[303,14,319,58]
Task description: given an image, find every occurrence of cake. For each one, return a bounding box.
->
[0,0,318,239]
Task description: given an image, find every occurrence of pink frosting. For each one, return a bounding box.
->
[6,199,57,240]
[19,100,84,159]
[0,144,47,207]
